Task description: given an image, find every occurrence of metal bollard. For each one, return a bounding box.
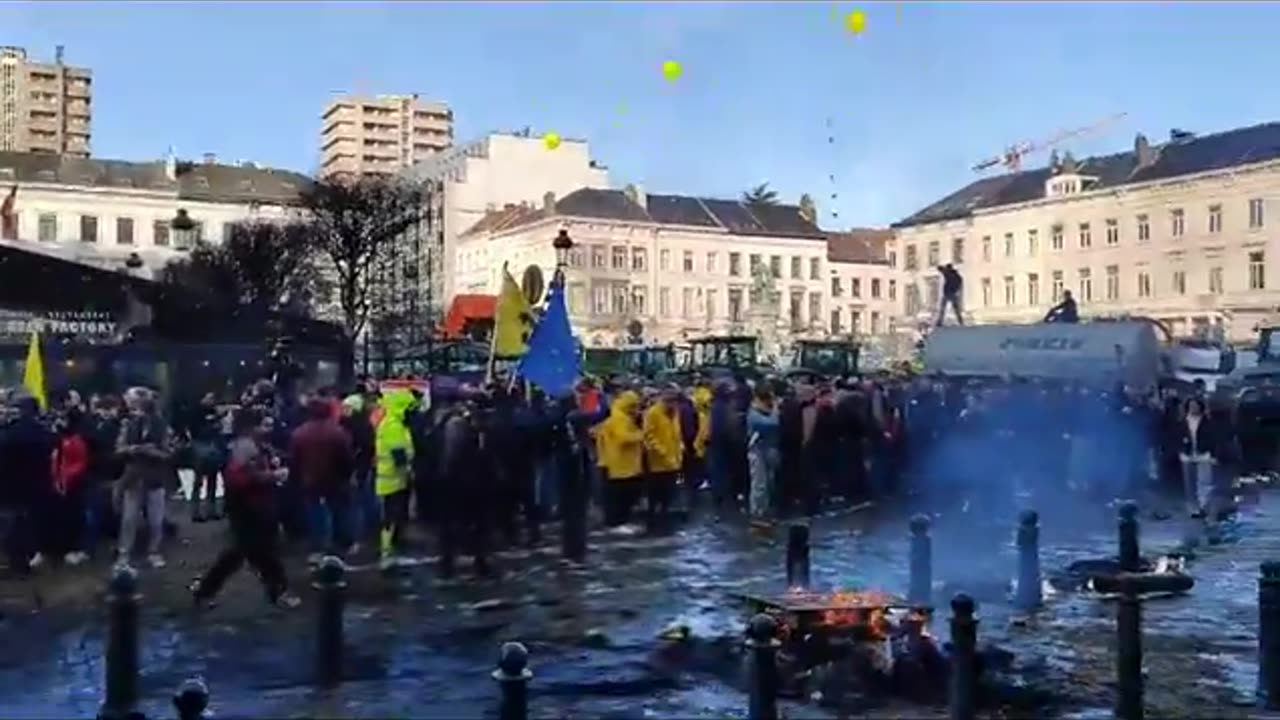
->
[98,566,142,720]
[1115,575,1144,720]
[172,678,209,720]
[746,613,781,720]
[1014,510,1042,611]
[492,641,532,720]
[786,523,811,589]
[313,555,347,687]
[1118,501,1141,573]
[948,593,978,720]
[1259,561,1280,709]
[908,514,932,607]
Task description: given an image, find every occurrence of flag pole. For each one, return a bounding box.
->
[485,262,506,386]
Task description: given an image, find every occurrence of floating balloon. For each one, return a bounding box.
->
[661,60,684,83]
[543,132,562,151]
[845,9,867,35]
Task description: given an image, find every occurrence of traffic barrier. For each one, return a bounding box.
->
[1014,509,1043,611]
[493,641,531,720]
[98,566,142,720]
[745,613,781,720]
[1259,561,1280,709]
[172,678,210,720]
[314,555,347,687]
[908,514,932,606]
[948,593,978,720]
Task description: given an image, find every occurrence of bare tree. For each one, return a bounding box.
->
[158,220,325,314]
[296,175,428,374]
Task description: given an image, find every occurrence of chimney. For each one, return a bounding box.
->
[542,191,556,210]
[55,45,64,65]
[202,153,217,165]
[1134,133,1156,168]
[623,183,646,208]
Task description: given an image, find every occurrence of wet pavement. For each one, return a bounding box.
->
[4,484,1280,719]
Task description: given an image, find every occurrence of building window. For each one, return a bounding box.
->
[888,251,896,268]
[707,252,718,273]
[1250,251,1266,290]
[1105,218,1119,246]
[1208,204,1223,234]
[659,287,672,316]
[788,291,803,330]
[612,246,627,270]
[221,222,235,243]
[1137,271,1152,298]
[831,277,843,297]
[905,245,918,271]
[750,254,762,274]
[116,217,134,245]
[951,237,965,264]
[770,255,782,279]
[830,309,842,334]
[870,311,881,334]
[925,277,940,307]
[980,277,992,307]
[592,245,606,269]
[1171,208,1185,237]
[630,285,647,315]
[631,247,647,271]
[152,219,170,247]
[888,279,897,301]
[981,236,991,262]
[871,278,882,298]
[683,250,695,273]
[1027,229,1039,257]
[851,278,862,298]
[926,241,940,267]
[1051,224,1064,251]
[1003,275,1015,306]
[79,214,98,243]
[808,293,822,327]
[1250,198,1265,229]
[1003,232,1014,258]
[1051,270,1064,301]
[1027,273,1040,306]
[728,287,743,321]
[568,283,586,314]
[568,246,585,268]
[37,213,56,242]
[1172,270,1186,295]
[612,284,628,314]
[1078,222,1091,249]
[706,288,718,319]
[1078,268,1093,302]
[790,256,802,279]
[659,249,671,271]
[593,284,609,314]
[1136,214,1150,243]
[809,257,820,279]
[682,287,694,318]
[905,284,920,315]
[729,252,741,276]
[1209,266,1224,295]
[851,310,862,335]
[1105,264,1119,300]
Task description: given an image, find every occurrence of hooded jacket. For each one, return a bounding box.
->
[692,386,712,459]
[597,391,645,481]
[643,399,684,474]
[374,390,417,496]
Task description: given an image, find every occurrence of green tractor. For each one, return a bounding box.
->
[677,334,768,381]
[582,343,677,380]
[785,339,860,382]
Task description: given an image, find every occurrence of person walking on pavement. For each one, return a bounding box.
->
[746,384,781,525]
[189,392,227,522]
[936,264,965,327]
[641,388,683,534]
[598,390,646,528]
[374,389,416,571]
[190,408,300,609]
[0,396,55,574]
[290,397,355,563]
[115,388,173,569]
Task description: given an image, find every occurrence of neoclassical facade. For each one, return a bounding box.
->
[892,123,1280,343]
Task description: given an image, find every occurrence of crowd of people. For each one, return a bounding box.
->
[0,362,1266,609]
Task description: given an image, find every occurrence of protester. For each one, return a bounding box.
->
[374,389,416,570]
[290,396,355,562]
[641,388,683,533]
[937,264,965,327]
[598,390,645,528]
[115,388,173,569]
[746,384,781,522]
[1044,290,1080,324]
[189,392,227,522]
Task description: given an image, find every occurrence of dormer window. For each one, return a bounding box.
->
[1046,172,1098,199]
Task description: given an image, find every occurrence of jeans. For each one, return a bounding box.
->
[936,293,965,326]
[535,457,560,515]
[1181,457,1214,514]
[306,486,352,555]
[349,470,380,543]
[118,485,166,558]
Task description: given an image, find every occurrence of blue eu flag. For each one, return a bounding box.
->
[518,278,581,397]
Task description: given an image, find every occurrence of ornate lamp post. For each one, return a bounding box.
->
[170,208,197,250]
[552,228,574,274]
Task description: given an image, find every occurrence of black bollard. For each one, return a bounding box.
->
[948,593,978,720]
[1115,575,1144,720]
[1118,501,1141,573]
[1259,561,1280,709]
[908,514,932,607]
[172,678,209,720]
[746,613,781,720]
[313,555,346,687]
[98,566,142,720]
[492,641,532,720]
[786,523,811,589]
[1014,510,1042,611]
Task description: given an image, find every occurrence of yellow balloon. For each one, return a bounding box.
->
[544,132,562,151]
[845,9,867,35]
[661,60,683,83]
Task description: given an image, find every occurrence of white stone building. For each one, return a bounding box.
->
[892,123,1280,344]
[456,184,905,352]
[0,150,308,278]
[400,131,609,312]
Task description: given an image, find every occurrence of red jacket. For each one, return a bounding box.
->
[52,434,90,494]
[289,419,355,492]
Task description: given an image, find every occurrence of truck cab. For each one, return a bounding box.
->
[682,335,764,380]
[786,339,859,381]
[583,343,676,379]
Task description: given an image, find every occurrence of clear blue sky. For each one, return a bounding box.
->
[4,2,1280,227]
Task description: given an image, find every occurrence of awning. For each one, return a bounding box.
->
[442,294,496,338]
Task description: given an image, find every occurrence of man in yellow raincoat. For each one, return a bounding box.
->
[597,390,644,528]
[374,389,416,569]
[642,389,683,533]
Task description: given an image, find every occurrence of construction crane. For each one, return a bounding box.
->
[971,112,1129,174]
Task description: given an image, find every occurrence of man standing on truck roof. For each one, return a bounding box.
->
[936,264,965,327]
[1044,290,1080,324]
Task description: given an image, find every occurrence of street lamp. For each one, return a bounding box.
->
[170,208,197,250]
[553,228,574,270]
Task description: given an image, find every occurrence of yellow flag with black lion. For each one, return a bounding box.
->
[492,264,535,358]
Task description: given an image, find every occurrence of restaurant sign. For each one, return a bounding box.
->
[0,309,119,343]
